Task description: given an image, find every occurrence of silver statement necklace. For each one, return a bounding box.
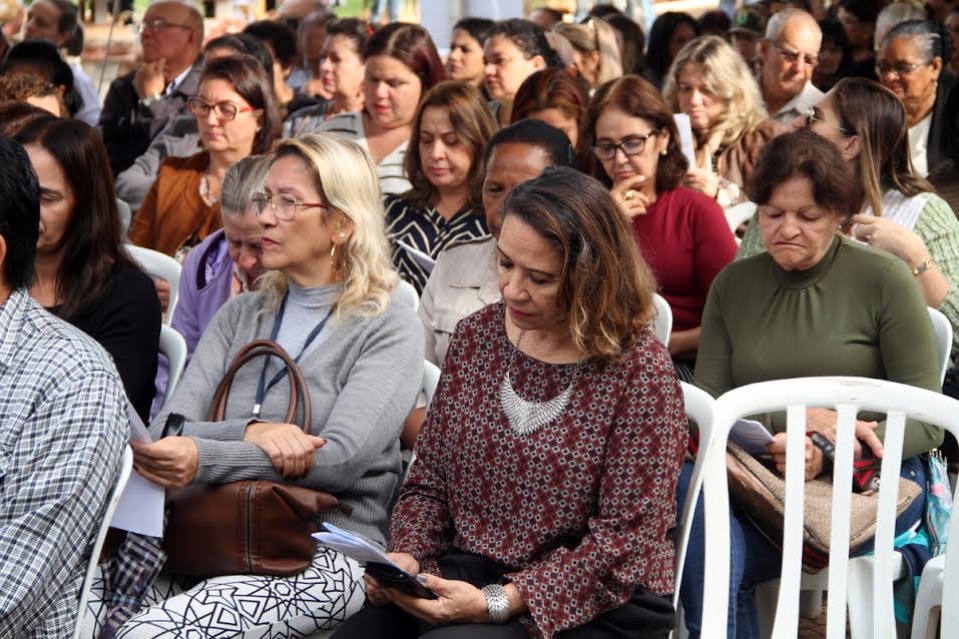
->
[499,330,582,436]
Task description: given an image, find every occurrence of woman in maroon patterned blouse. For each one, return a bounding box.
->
[333,167,688,638]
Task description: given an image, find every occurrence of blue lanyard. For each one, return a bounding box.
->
[252,294,332,418]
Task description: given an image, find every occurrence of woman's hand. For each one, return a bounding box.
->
[610,176,650,219]
[364,552,420,607]
[386,574,489,625]
[852,214,926,265]
[805,407,884,459]
[685,167,720,199]
[132,437,198,487]
[243,422,325,478]
[153,277,170,314]
[766,433,823,482]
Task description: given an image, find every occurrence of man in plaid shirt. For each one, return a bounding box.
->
[0,135,128,636]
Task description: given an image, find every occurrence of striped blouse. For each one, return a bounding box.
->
[312,111,411,195]
[384,194,490,294]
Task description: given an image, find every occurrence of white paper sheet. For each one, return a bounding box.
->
[313,523,399,568]
[673,113,697,170]
[108,403,165,537]
[730,418,776,457]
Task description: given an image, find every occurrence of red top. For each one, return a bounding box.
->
[389,303,687,637]
[631,187,736,332]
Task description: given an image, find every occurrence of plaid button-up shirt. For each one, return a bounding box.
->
[0,288,128,637]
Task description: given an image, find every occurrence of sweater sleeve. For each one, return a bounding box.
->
[876,258,945,457]
[506,343,687,637]
[190,304,424,492]
[914,194,959,366]
[692,266,734,399]
[690,194,737,296]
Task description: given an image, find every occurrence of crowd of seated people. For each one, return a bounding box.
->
[2,1,959,638]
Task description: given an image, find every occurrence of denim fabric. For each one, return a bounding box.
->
[676,456,926,638]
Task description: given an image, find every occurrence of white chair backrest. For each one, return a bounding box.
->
[397,279,419,312]
[928,307,952,385]
[127,245,182,325]
[72,445,134,639]
[159,325,188,408]
[423,360,441,408]
[652,293,673,347]
[674,382,715,612]
[699,377,959,639]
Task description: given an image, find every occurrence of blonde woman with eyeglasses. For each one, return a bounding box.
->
[663,36,783,208]
[129,55,281,260]
[118,133,425,638]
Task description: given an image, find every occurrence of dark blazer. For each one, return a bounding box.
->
[928,71,957,175]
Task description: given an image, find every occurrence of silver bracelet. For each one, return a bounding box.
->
[481,583,510,624]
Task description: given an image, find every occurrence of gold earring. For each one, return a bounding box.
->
[330,244,336,259]
[660,149,667,156]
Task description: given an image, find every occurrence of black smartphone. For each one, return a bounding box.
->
[365,561,439,600]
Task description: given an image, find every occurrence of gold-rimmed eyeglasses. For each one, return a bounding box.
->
[251,192,328,221]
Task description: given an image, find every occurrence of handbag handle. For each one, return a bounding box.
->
[208,339,313,433]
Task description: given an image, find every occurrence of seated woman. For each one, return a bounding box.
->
[384,81,496,294]
[483,18,563,127]
[680,129,943,639]
[13,116,160,422]
[662,36,782,208]
[128,54,280,259]
[738,78,959,384]
[334,166,686,639]
[552,18,623,93]
[510,68,589,149]
[420,119,576,369]
[583,75,737,379]
[120,134,424,638]
[313,23,446,196]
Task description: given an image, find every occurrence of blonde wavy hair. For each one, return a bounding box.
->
[662,36,767,148]
[260,134,397,319]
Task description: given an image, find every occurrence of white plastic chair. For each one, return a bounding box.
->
[404,360,442,483]
[928,307,953,386]
[159,325,188,407]
[73,445,134,639]
[699,377,959,639]
[127,245,182,325]
[672,382,716,639]
[652,293,673,347]
[396,279,419,312]
[913,553,946,639]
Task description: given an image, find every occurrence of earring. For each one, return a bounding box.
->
[330,244,336,259]
[339,232,345,238]
[660,149,668,156]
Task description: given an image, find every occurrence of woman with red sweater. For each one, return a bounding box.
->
[583,75,736,378]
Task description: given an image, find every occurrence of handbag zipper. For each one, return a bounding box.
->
[245,482,255,573]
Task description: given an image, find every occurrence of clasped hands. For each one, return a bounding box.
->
[364,552,491,625]
[764,408,884,482]
[131,422,325,487]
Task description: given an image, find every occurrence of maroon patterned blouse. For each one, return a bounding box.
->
[388,303,687,637]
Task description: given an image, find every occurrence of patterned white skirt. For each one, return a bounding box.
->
[79,547,365,638]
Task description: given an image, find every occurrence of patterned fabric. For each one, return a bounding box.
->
[384,194,489,295]
[92,532,167,638]
[81,548,365,638]
[0,288,128,638]
[389,303,687,638]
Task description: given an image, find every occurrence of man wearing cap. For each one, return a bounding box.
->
[758,8,824,123]
[730,7,766,75]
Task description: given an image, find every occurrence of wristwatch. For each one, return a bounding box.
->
[481,584,510,624]
[139,92,163,108]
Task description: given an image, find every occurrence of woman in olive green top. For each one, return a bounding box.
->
[677,129,942,639]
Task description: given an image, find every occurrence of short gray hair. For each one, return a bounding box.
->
[881,20,944,62]
[220,155,272,216]
[765,8,819,42]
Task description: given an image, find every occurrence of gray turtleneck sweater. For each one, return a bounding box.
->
[151,281,424,545]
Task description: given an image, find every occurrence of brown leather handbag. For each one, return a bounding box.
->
[162,339,350,577]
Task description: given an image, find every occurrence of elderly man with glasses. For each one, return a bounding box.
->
[758,8,825,123]
[99,0,204,176]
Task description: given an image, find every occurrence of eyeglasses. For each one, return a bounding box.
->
[772,41,820,67]
[251,192,328,221]
[592,132,658,160]
[138,18,193,34]
[875,60,930,78]
[802,107,852,135]
[187,96,254,121]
